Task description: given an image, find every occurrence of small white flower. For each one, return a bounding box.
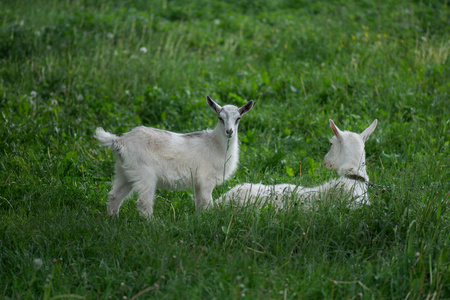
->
[114,50,119,56]
[51,99,58,106]
[125,90,130,95]
[139,47,148,53]
[33,258,43,270]
[214,19,220,25]
[46,45,52,50]
[77,94,84,101]
[107,32,114,39]
[30,91,37,98]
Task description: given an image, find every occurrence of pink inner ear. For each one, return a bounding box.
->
[330,120,340,137]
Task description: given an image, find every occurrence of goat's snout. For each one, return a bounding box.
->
[323,157,331,169]
[226,128,233,137]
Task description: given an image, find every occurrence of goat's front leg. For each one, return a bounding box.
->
[194,181,215,211]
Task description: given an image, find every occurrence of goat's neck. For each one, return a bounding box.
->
[211,125,238,152]
[337,153,368,182]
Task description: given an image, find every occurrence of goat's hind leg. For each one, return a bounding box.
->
[133,170,157,218]
[107,163,132,216]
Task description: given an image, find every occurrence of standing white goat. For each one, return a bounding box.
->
[217,119,378,208]
[95,96,254,217]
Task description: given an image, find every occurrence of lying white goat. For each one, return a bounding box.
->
[95,96,254,217]
[217,119,378,208]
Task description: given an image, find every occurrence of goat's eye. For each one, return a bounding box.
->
[235,118,241,124]
[218,117,224,123]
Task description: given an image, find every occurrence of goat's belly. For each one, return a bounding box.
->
[156,170,193,190]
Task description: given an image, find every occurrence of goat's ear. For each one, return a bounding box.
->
[207,95,221,114]
[238,100,254,115]
[329,119,342,139]
[360,119,378,142]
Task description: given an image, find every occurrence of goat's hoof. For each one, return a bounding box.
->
[138,210,154,220]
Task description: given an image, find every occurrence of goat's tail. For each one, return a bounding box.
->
[94,127,121,151]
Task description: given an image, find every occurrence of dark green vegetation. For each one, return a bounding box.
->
[1,0,449,298]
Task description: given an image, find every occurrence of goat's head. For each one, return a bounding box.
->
[323,119,377,171]
[207,95,254,138]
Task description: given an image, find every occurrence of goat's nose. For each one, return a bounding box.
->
[226,129,233,136]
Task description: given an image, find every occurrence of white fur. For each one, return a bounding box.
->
[95,96,254,217]
[217,119,378,208]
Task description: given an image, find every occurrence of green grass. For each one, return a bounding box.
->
[1,0,449,298]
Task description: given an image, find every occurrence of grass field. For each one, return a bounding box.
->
[1,0,449,298]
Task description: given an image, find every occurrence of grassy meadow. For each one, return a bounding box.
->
[1,0,449,298]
